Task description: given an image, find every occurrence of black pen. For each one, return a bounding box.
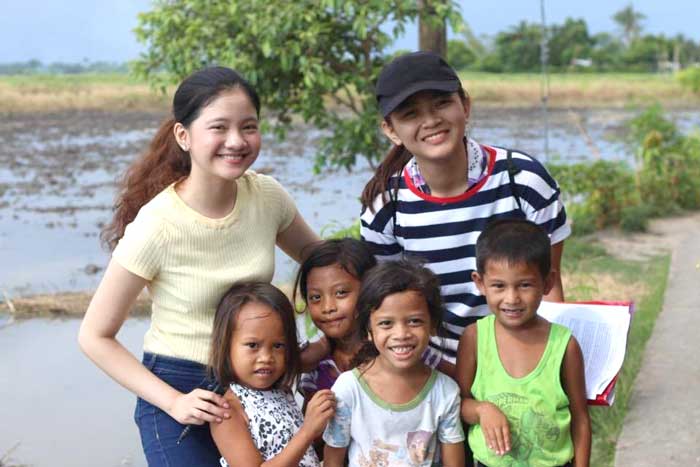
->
[176,382,225,445]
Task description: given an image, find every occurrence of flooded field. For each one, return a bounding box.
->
[5,107,699,296]
[1,107,699,466]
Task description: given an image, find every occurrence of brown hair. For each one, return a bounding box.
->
[208,282,301,390]
[101,66,261,250]
[360,88,470,212]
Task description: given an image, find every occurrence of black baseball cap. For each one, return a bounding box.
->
[375,51,461,118]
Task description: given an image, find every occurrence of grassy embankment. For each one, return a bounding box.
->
[0,73,169,113]
[561,238,669,467]
[0,71,698,114]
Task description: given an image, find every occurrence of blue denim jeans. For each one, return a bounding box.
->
[134,352,222,466]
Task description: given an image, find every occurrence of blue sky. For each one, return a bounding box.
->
[1,0,696,63]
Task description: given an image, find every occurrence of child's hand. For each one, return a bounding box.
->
[477,402,511,456]
[168,388,231,425]
[301,389,336,439]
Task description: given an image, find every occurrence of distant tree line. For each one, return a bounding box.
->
[0,59,128,75]
[448,5,700,73]
[3,4,699,76]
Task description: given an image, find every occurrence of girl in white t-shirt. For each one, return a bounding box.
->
[323,260,465,467]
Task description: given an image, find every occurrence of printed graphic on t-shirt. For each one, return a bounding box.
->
[488,392,562,464]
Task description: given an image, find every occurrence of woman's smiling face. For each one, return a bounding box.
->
[175,87,261,184]
[381,90,469,165]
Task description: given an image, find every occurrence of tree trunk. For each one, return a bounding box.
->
[418,0,447,58]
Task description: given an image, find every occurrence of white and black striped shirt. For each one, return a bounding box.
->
[360,142,571,363]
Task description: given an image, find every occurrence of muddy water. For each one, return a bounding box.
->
[6,107,700,295]
[1,107,699,466]
[0,317,149,466]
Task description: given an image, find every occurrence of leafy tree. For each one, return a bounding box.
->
[458,21,487,59]
[590,32,625,70]
[547,18,593,69]
[612,4,646,46]
[447,39,476,70]
[133,0,461,171]
[622,35,665,71]
[493,21,542,72]
[418,0,447,57]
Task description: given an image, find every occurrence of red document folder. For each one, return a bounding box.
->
[537,300,634,406]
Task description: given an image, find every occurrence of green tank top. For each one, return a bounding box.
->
[469,315,574,467]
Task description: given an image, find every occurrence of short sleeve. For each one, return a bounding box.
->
[512,154,571,245]
[437,378,466,444]
[360,193,402,261]
[322,373,354,448]
[298,370,319,399]
[112,208,166,280]
[257,174,296,232]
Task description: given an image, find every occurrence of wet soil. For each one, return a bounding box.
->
[1,107,698,299]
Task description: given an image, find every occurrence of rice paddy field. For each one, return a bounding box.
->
[1,71,698,114]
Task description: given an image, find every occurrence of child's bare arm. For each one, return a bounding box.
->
[440,442,466,466]
[561,336,591,467]
[323,446,348,467]
[213,389,335,467]
[299,336,331,372]
[456,324,511,456]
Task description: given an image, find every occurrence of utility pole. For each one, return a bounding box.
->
[540,0,550,161]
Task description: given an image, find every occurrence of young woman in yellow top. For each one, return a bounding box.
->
[78,67,319,466]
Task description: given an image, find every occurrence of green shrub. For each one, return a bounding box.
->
[620,204,653,232]
[447,39,477,71]
[629,105,700,212]
[549,160,637,231]
[677,67,700,94]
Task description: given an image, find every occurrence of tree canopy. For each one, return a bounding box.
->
[613,4,646,46]
[133,0,461,171]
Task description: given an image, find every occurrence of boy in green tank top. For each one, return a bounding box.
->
[456,219,591,467]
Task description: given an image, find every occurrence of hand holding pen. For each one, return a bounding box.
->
[173,382,229,445]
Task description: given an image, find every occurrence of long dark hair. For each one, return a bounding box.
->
[352,259,444,368]
[208,282,300,390]
[360,88,470,212]
[101,66,261,250]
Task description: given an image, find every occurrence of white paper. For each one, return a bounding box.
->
[537,301,632,402]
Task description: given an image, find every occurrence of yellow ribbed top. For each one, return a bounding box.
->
[112,171,296,364]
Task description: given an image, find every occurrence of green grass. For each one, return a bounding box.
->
[458,71,694,107]
[0,72,143,87]
[1,71,697,113]
[562,238,671,466]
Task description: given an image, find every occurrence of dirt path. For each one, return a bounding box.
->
[613,211,700,466]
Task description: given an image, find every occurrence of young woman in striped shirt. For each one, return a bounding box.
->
[360,51,570,378]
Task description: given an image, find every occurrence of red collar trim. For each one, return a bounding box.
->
[402,144,497,204]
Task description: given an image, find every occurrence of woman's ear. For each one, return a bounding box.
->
[173,122,190,151]
[380,120,403,147]
[463,96,471,121]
